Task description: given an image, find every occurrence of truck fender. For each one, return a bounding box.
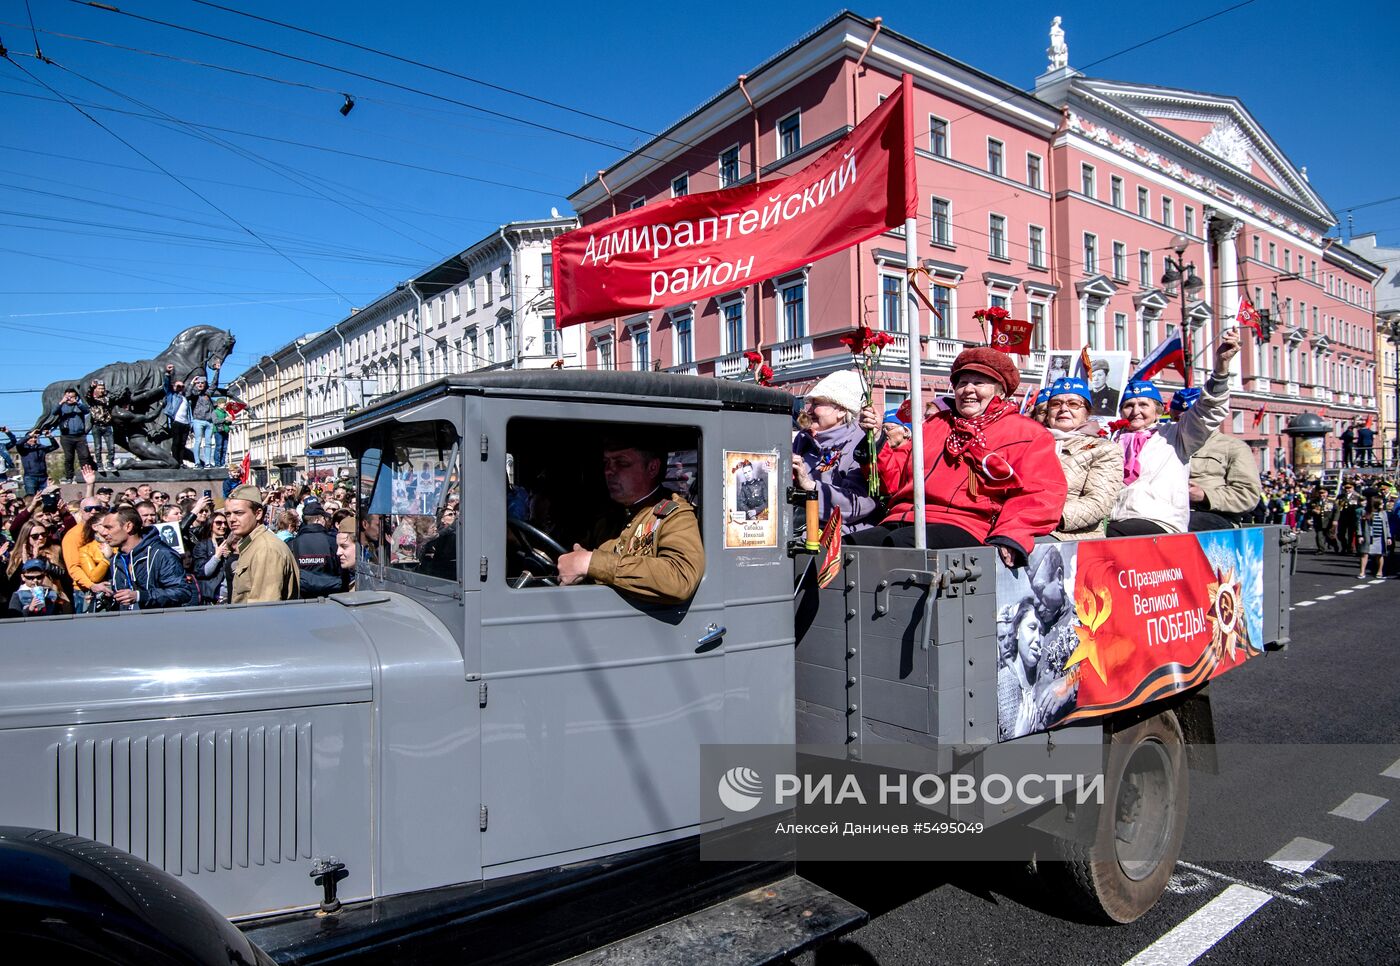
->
[0,826,276,965]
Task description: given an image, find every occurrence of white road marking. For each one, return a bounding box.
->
[1329,792,1388,822]
[1266,837,1333,874]
[1334,589,1354,595]
[1315,595,1335,601]
[1122,884,1272,966]
[1295,600,1315,607]
[1381,757,1400,780]
[1350,583,1371,590]
[1370,579,1388,585]
[1174,861,1306,905]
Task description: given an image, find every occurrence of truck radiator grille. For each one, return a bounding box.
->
[51,723,314,876]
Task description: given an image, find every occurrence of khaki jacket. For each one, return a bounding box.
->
[586,490,704,605]
[1189,431,1263,517]
[232,526,300,604]
[1050,429,1124,541]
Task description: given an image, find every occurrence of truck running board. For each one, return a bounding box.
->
[557,875,865,966]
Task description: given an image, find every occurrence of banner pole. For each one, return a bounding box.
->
[905,214,926,551]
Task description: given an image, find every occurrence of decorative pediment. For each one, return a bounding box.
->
[982,271,1022,292]
[1310,334,1332,354]
[1069,80,1334,230]
[1133,288,1171,313]
[1075,275,1118,302]
[1285,327,1305,346]
[495,306,512,321]
[924,258,968,282]
[1186,300,1213,324]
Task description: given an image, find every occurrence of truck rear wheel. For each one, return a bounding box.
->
[1047,708,1188,923]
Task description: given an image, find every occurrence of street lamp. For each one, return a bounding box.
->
[1160,233,1205,386]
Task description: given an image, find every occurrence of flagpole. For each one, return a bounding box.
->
[905,215,925,551]
[899,73,927,552]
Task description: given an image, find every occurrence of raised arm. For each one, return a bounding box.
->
[1174,329,1240,462]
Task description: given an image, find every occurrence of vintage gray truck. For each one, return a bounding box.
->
[0,370,1291,963]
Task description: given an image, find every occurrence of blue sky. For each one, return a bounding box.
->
[2,0,1396,429]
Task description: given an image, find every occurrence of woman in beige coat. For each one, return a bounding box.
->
[1042,378,1123,541]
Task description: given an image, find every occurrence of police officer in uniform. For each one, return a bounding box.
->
[290,499,343,597]
[557,434,704,605]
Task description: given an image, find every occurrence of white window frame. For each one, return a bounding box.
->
[671,172,689,198]
[777,276,808,342]
[718,293,746,355]
[629,197,645,210]
[1080,162,1096,198]
[930,195,952,246]
[1161,196,1173,227]
[879,273,905,332]
[631,324,650,372]
[776,109,801,159]
[1111,240,1127,281]
[929,114,949,157]
[1110,174,1124,208]
[988,213,1008,260]
[1137,186,1150,218]
[718,144,742,188]
[596,334,614,371]
[1028,224,1045,269]
[986,137,1004,177]
[669,308,694,366]
[1026,152,1043,190]
[1082,232,1098,274]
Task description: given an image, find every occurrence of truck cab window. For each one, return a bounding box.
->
[504,418,700,589]
[360,421,460,584]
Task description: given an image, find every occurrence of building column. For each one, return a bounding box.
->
[1212,216,1244,389]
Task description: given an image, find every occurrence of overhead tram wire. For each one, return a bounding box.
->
[1,56,355,307]
[26,62,457,257]
[0,146,518,230]
[62,1,656,160]
[0,84,569,200]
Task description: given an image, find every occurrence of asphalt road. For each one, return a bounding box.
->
[796,546,1400,966]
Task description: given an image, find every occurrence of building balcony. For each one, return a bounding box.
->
[667,363,698,376]
[716,352,745,379]
[928,338,965,368]
[1286,382,1299,397]
[772,337,813,368]
[883,332,910,364]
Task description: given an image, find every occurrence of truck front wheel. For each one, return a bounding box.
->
[1048,708,1188,923]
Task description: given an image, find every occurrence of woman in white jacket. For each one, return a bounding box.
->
[1107,329,1241,537]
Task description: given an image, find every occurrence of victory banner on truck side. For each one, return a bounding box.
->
[996,530,1265,740]
[552,76,918,328]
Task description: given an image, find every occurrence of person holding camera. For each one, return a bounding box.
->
[3,427,57,496]
[90,505,197,610]
[37,386,93,485]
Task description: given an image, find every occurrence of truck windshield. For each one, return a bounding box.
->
[359,420,460,583]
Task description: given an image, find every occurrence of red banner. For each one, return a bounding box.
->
[989,318,1034,355]
[553,74,919,328]
[1235,295,1262,333]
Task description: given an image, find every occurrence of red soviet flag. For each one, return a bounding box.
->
[553,74,920,328]
[989,317,1034,355]
[1235,295,1262,333]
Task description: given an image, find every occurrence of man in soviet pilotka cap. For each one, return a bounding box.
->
[224,483,299,603]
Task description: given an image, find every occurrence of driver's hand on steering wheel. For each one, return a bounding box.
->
[557,543,593,585]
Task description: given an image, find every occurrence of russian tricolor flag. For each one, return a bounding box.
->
[1132,333,1188,384]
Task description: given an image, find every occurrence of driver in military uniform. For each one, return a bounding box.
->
[557,434,704,605]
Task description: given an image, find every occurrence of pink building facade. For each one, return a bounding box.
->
[566,13,1382,471]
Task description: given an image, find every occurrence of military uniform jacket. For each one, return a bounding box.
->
[233,525,301,604]
[586,488,704,605]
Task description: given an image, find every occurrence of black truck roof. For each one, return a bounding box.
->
[342,370,796,431]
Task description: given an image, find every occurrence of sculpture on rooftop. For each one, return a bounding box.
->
[1047,16,1069,70]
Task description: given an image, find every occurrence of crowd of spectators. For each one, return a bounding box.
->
[0,466,366,618]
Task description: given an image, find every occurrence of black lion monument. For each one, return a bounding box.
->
[33,325,237,469]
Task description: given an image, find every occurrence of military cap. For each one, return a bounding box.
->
[226,483,265,506]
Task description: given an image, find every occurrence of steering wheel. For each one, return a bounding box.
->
[507,516,569,580]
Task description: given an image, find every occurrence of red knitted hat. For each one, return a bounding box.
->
[950,347,1020,396]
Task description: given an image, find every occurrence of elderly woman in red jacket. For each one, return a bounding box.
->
[854,348,1067,566]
